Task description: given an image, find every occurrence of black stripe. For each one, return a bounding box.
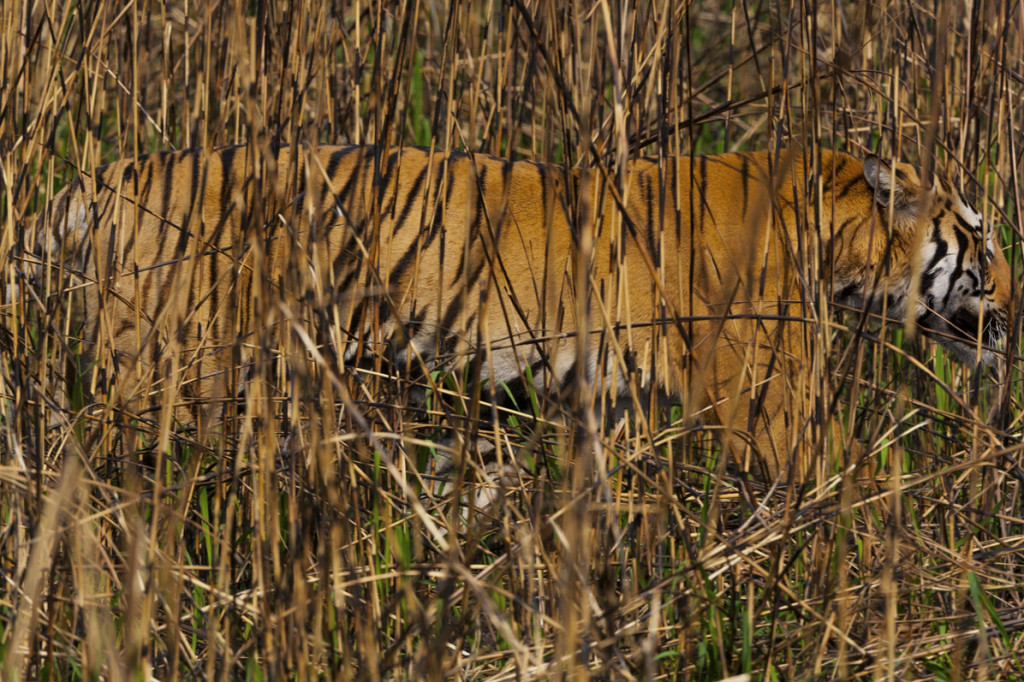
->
[392,163,430,235]
[929,218,950,274]
[466,254,487,291]
[185,262,199,344]
[558,172,574,243]
[388,239,421,290]
[49,183,69,248]
[379,149,401,190]
[500,158,513,188]
[444,157,458,206]
[337,248,361,292]
[941,221,970,308]
[643,171,658,261]
[422,187,448,251]
[821,159,837,194]
[740,153,751,218]
[320,146,363,210]
[454,164,488,284]
[422,159,450,242]
[120,158,151,257]
[697,155,708,232]
[205,149,235,344]
[95,164,112,191]
[536,163,555,243]
[401,304,430,351]
[135,155,164,318]
[123,161,139,189]
[835,174,861,201]
[472,164,488,231]
[218,145,241,228]
[962,268,980,292]
[153,153,200,330]
[156,151,179,247]
[832,153,849,179]
[492,160,511,242]
[558,359,577,393]
[206,219,235,344]
[295,156,307,202]
[837,215,860,234]
[439,293,465,337]
[919,268,938,304]
[188,149,201,237]
[453,242,471,283]
[954,211,978,233]
[380,149,402,217]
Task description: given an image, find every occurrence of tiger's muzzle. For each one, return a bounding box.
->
[918,306,1009,367]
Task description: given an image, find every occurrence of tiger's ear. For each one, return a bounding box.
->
[863,155,915,210]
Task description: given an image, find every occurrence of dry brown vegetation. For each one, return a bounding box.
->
[2,0,1024,679]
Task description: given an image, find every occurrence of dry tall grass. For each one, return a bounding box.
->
[1,0,1023,679]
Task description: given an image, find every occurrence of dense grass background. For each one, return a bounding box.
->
[2,0,1024,679]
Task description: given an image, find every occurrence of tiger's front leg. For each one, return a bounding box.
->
[709,332,836,484]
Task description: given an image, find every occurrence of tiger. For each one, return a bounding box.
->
[29,144,1013,482]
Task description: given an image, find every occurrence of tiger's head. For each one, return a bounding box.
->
[835,155,1015,367]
